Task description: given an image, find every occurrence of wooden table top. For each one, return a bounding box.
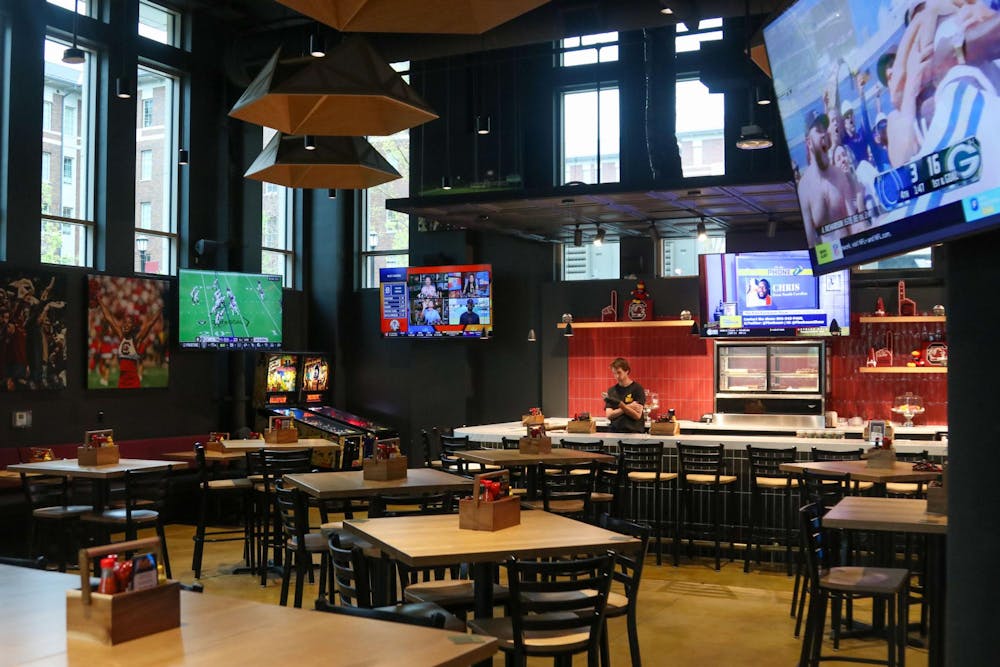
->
[457,448,615,466]
[161,450,246,462]
[0,564,497,666]
[284,467,474,500]
[217,437,341,452]
[823,496,948,535]
[6,458,185,479]
[342,510,641,568]
[779,459,942,483]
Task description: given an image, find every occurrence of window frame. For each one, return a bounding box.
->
[261,127,295,288]
[558,83,621,186]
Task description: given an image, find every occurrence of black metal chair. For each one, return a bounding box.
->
[811,447,874,494]
[190,443,254,579]
[439,433,472,475]
[467,553,614,667]
[254,448,313,586]
[597,514,651,667]
[744,445,799,575]
[798,502,909,667]
[561,439,616,516]
[523,462,595,522]
[273,479,328,608]
[20,473,91,572]
[677,443,737,571]
[617,440,676,565]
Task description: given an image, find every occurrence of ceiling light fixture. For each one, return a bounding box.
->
[562,313,574,337]
[658,1,674,15]
[755,86,771,105]
[308,32,326,58]
[573,224,582,247]
[696,220,707,242]
[244,134,401,189]
[62,0,86,64]
[115,76,133,100]
[527,328,536,342]
[304,135,316,150]
[178,148,189,166]
[441,176,452,190]
[475,114,491,135]
[328,189,337,199]
[736,124,773,150]
[593,225,605,247]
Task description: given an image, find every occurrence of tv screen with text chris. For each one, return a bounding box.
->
[764,0,1000,273]
[379,264,492,338]
[698,250,850,338]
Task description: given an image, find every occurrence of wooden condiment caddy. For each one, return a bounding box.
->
[521,413,545,426]
[77,445,120,466]
[649,419,680,436]
[519,434,552,454]
[863,445,897,469]
[459,470,520,531]
[362,454,408,480]
[263,427,299,444]
[566,419,597,434]
[66,537,180,645]
[926,468,947,514]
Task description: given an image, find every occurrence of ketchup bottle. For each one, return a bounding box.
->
[98,556,119,594]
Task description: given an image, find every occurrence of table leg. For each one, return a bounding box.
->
[472,562,495,667]
[926,534,945,667]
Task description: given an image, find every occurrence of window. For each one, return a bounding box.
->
[43,101,53,131]
[133,66,178,275]
[560,86,619,185]
[62,157,73,183]
[662,236,726,277]
[140,149,153,180]
[676,18,723,53]
[261,127,294,286]
[562,242,620,280]
[675,79,725,177]
[361,61,410,288]
[139,1,179,46]
[855,247,934,271]
[559,32,618,67]
[62,206,74,217]
[41,152,51,184]
[46,0,90,14]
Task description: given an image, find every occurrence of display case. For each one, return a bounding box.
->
[715,341,825,416]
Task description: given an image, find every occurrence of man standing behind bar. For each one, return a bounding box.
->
[603,357,646,433]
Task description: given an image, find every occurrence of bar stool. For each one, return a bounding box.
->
[677,442,737,571]
[616,440,676,565]
[811,447,874,494]
[561,439,615,519]
[191,443,254,579]
[20,473,92,572]
[743,445,799,575]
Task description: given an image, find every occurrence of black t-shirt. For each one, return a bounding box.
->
[605,381,646,433]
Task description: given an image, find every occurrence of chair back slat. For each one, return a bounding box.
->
[678,443,726,478]
[618,440,664,474]
[328,533,372,608]
[598,513,650,599]
[800,469,851,507]
[560,439,604,453]
[811,447,863,462]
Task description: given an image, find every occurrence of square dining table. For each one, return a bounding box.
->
[457,448,615,498]
[342,510,640,618]
[283,467,474,501]
[779,459,942,485]
[823,496,947,667]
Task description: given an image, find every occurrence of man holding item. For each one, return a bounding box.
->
[603,357,646,433]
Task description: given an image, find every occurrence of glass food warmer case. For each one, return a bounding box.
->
[714,341,826,416]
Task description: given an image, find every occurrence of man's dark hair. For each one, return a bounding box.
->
[610,357,631,372]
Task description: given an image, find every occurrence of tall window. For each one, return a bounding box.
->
[560,86,620,185]
[562,242,620,280]
[138,1,180,47]
[675,79,725,177]
[675,18,723,53]
[661,236,726,277]
[361,61,410,288]
[133,66,178,275]
[559,32,618,67]
[261,127,294,286]
[41,36,93,267]
[46,0,90,14]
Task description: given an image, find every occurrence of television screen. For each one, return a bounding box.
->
[698,250,850,337]
[379,263,492,338]
[764,0,1000,273]
[264,353,299,406]
[299,355,330,404]
[178,269,282,349]
[87,274,170,390]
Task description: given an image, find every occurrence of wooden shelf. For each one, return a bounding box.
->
[858,316,946,323]
[556,320,695,329]
[857,366,948,374]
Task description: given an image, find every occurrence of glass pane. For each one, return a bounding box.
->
[675,79,725,177]
[41,217,89,266]
[663,236,726,277]
[855,247,933,271]
[562,242,620,280]
[365,253,409,289]
[139,1,177,46]
[598,45,619,63]
[562,49,598,67]
[135,68,176,245]
[42,37,92,227]
[676,30,723,53]
[698,18,723,30]
[580,32,617,46]
[47,0,90,15]
[261,127,291,252]
[598,88,620,183]
[365,126,410,286]
[262,249,292,287]
[134,232,170,275]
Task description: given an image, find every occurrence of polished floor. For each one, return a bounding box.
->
[153,517,929,667]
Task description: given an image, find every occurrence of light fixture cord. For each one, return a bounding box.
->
[72,0,79,47]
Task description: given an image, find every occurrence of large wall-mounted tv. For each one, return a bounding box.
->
[698,250,850,338]
[764,0,1000,273]
[178,269,283,350]
[379,263,492,338]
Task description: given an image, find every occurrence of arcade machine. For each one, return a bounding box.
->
[253,352,364,467]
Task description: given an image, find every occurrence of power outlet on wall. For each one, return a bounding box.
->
[12,410,32,429]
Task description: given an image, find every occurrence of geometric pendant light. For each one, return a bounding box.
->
[274,0,551,34]
[229,36,437,137]
[244,132,401,190]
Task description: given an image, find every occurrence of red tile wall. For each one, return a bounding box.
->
[566,314,947,425]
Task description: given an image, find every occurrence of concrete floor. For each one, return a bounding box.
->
[162,520,928,666]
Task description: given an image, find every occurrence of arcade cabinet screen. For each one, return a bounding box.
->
[178,269,283,349]
[300,355,330,404]
[265,353,298,405]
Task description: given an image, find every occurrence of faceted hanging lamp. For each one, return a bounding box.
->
[244,132,401,190]
[274,0,550,34]
[229,36,437,137]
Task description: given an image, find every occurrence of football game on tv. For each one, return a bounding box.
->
[178,269,283,350]
[699,250,851,338]
[378,263,493,338]
[764,0,1000,273]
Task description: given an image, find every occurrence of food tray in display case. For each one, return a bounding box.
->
[715,341,825,416]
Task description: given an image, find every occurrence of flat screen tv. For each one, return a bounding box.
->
[764,0,1000,273]
[178,269,283,349]
[698,250,850,338]
[264,353,299,406]
[378,263,492,338]
[299,355,330,405]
